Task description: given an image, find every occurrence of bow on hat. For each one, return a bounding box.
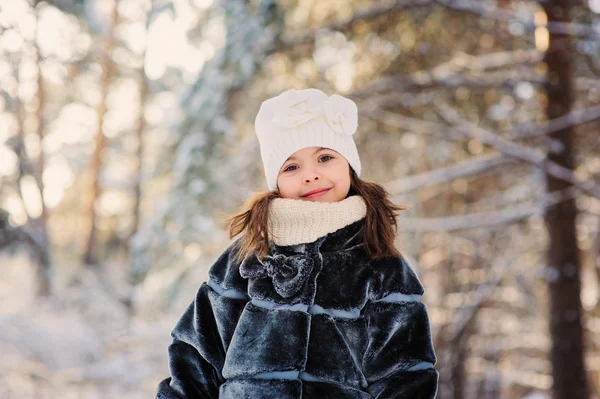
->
[240,252,315,298]
[270,89,358,136]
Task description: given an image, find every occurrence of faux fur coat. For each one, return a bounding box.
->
[156,218,438,398]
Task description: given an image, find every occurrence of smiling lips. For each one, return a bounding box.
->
[302,188,331,198]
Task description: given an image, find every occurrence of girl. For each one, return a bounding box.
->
[156,88,438,398]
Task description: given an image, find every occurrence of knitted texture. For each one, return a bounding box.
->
[267,195,367,246]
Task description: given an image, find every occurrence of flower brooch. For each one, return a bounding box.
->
[240,251,315,298]
[270,89,358,136]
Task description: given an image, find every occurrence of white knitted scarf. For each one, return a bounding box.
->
[267,195,367,246]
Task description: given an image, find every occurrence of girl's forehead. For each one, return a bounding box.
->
[286,147,335,161]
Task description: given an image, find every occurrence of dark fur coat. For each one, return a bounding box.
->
[156,219,438,398]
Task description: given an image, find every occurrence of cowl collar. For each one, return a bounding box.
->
[240,196,367,299]
[241,205,366,299]
[267,194,367,247]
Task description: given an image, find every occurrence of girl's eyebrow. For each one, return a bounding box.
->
[286,147,328,161]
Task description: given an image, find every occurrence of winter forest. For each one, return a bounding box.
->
[0,0,599,398]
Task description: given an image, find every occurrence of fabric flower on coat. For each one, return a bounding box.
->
[240,252,314,298]
[270,89,325,129]
[323,94,358,136]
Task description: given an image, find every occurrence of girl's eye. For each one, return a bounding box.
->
[283,154,334,172]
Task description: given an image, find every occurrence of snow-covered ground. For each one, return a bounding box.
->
[0,252,179,399]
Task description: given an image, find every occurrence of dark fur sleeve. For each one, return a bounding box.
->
[363,255,439,399]
[156,240,249,399]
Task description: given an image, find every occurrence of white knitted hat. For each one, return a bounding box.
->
[254,88,361,191]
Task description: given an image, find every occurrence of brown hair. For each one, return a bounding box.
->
[223,168,408,264]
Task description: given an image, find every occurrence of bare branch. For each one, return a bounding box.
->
[384,153,518,195]
[399,186,579,232]
[401,203,536,232]
[365,95,600,150]
[436,0,600,40]
[265,0,437,54]
[447,256,514,345]
[582,52,600,78]
[353,49,544,97]
[363,106,466,140]
[433,99,600,200]
[513,105,600,138]
[577,77,600,92]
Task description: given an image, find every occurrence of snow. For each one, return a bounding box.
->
[0,253,176,398]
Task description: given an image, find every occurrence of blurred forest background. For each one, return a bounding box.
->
[0,0,599,398]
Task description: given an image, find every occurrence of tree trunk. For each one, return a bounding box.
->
[15,1,53,296]
[34,4,47,230]
[130,0,153,241]
[541,1,589,398]
[83,0,119,265]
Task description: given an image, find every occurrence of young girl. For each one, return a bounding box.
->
[156,88,438,398]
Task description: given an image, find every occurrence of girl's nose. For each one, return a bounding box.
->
[302,169,320,183]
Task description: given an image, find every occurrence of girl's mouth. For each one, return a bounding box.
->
[303,188,331,198]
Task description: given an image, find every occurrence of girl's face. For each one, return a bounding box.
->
[276,146,351,202]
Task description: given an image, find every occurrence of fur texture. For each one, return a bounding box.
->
[156,220,438,398]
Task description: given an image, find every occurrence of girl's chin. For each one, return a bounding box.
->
[300,194,338,203]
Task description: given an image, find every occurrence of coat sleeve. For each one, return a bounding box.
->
[156,239,250,399]
[362,254,439,399]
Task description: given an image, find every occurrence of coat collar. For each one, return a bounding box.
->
[267,195,367,247]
